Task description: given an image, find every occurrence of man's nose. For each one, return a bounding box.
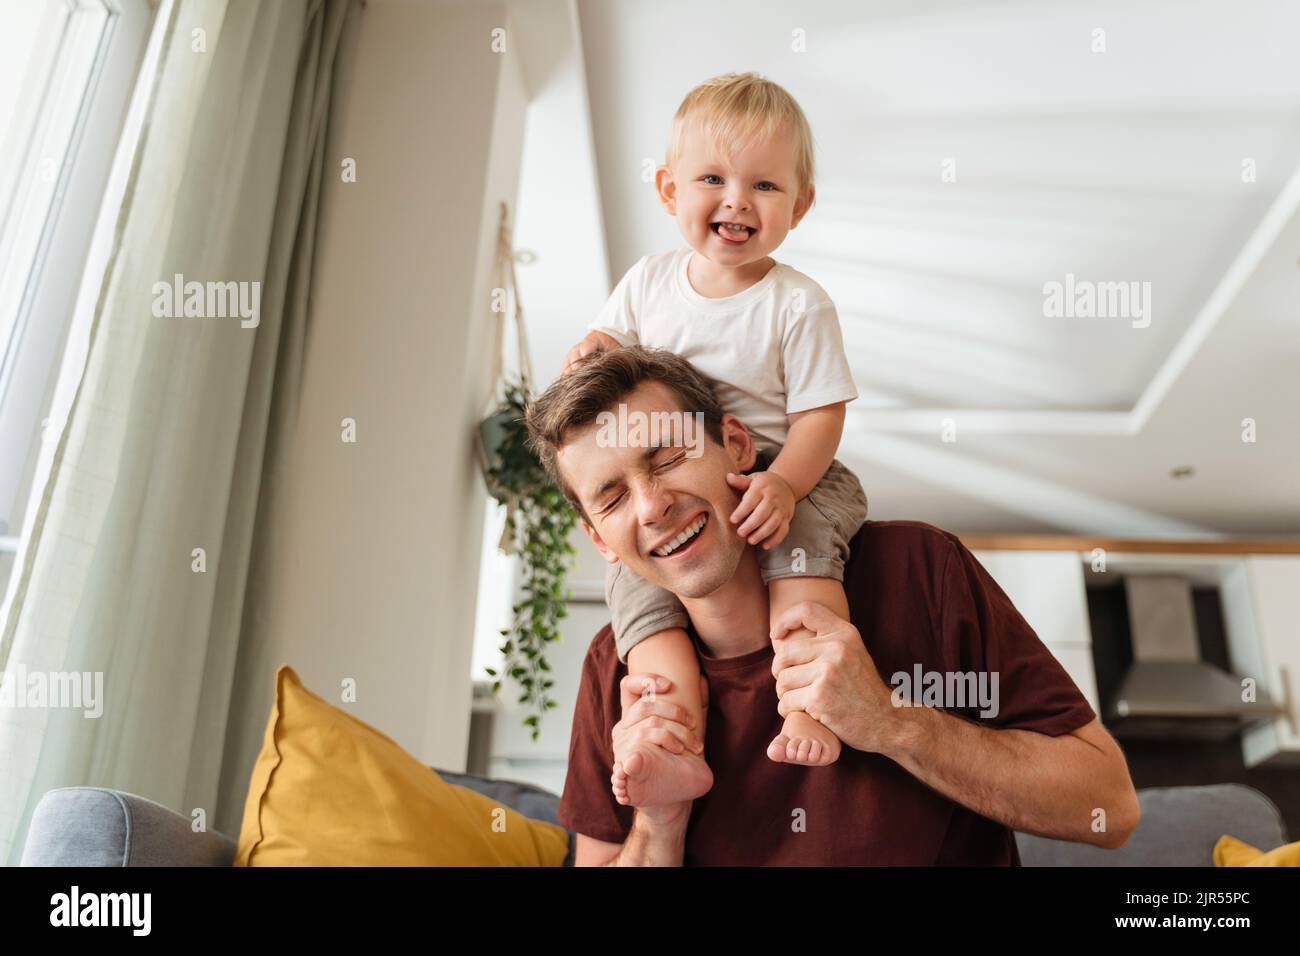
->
[632,476,674,526]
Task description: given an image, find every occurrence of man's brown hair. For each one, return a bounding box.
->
[525,347,726,521]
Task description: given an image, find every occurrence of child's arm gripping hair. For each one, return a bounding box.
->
[562,329,623,375]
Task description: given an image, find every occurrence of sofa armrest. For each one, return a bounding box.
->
[20,787,237,866]
[1015,783,1289,866]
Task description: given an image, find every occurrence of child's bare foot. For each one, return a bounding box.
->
[611,745,713,807]
[767,710,841,766]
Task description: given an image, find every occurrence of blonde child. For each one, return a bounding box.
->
[563,73,867,790]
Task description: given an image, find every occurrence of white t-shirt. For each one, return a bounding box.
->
[587,247,858,446]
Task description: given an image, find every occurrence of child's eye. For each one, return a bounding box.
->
[755,181,777,191]
[597,491,625,514]
[701,174,723,185]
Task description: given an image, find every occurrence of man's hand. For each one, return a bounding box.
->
[562,330,622,375]
[769,601,898,754]
[612,673,704,760]
[575,674,706,867]
[770,607,1142,850]
[609,673,707,819]
[725,470,796,549]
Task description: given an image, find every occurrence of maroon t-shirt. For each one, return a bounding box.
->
[556,519,1097,865]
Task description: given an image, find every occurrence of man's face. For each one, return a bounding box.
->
[657,120,812,268]
[557,381,758,599]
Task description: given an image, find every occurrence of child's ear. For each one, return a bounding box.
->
[581,518,621,565]
[790,183,815,229]
[655,165,677,215]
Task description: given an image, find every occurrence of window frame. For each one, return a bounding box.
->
[0,0,154,566]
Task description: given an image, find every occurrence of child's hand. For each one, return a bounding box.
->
[562,330,622,376]
[725,471,796,549]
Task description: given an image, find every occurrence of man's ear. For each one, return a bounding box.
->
[580,517,621,566]
[789,183,815,230]
[720,414,758,472]
[654,165,677,216]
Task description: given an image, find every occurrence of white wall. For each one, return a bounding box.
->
[216,0,528,836]
[469,0,621,785]
[506,0,613,383]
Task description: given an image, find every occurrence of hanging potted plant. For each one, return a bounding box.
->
[476,203,576,741]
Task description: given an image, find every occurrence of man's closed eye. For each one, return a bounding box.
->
[593,453,686,515]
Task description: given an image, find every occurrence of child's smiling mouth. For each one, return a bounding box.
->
[711,220,755,244]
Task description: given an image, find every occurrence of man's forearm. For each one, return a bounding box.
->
[881,706,1132,847]
[601,809,689,866]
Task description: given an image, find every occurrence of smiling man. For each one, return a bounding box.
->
[524,346,1140,866]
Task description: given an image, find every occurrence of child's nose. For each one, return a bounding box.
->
[724,188,750,211]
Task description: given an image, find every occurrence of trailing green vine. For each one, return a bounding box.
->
[479,381,577,741]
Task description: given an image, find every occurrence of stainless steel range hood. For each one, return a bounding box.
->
[1107,576,1285,741]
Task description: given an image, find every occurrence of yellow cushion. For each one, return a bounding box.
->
[1214,834,1300,867]
[234,665,569,866]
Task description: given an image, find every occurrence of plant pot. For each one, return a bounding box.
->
[478,405,521,506]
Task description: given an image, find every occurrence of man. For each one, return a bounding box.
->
[524,347,1140,866]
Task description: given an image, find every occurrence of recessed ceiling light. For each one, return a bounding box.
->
[1170,466,1195,479]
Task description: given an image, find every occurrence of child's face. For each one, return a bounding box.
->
[657,120,812,268]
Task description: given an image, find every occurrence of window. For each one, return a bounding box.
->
[0,0,152,592]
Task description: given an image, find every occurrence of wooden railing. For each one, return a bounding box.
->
[957,535,1300,555]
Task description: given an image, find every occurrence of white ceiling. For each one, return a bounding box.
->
[511,0,1300,535]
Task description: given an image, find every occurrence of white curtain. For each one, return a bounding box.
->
[0,0,356,863]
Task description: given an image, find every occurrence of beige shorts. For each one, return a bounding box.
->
[604,437,868,664]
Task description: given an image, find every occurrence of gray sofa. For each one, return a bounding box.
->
[19,774,1287,867]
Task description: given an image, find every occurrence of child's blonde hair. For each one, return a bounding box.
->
[665,72,816,199]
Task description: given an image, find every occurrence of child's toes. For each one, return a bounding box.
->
[767,733,792,762]
[784,737,821,764]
